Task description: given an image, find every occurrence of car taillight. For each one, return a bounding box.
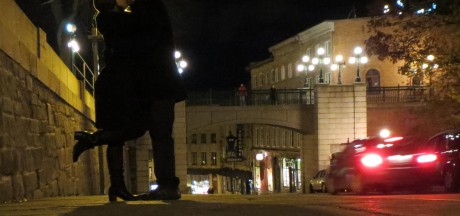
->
[416,154,437,163]
[361,154,383,167]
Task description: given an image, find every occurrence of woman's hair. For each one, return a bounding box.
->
[94,0,116,12]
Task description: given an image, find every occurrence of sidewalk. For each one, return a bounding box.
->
[0,194,320,216]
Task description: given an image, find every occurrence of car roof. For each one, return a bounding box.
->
[429,129,460,140]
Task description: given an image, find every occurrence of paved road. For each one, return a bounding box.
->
[2,193,460,216]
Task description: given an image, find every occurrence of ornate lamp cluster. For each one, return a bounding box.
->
[296,47,330,84]
[174,50,188,74]
[297,46,368,84]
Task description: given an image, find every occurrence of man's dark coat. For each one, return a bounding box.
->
[95,0,186,130]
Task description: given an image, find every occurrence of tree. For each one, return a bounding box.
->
[365,0,460,100]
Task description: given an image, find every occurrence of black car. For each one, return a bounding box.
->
[327,135,443,194]
[423,129,460,192]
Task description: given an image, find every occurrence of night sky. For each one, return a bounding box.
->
[15,0,369,91]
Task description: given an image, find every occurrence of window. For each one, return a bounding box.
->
[253,75,257,87]
[275,128,279,147]
[325,72,331,84]
[306,48,311,57]
[325,40,331,56]
[265,72,269,84]
[275,68,279,82]
[201,133,207,144]
[259,73,264,85]
[191,134,197,144]
[281,129,286,147]
[288,63,293,78]
[211,133,217,143]
[192,152,197,165]
[281,66,286,80]
[271,69,275,83]
[314,44,320,56]
[254,128,259,147]
[304,77,311,88]
[211,152,217,165]
[283,159,293,187]
[259,127,264,147]
[201,152,207,165]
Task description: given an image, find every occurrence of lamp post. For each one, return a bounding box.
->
[348,46,368,82]
[296,55,315,87]
[66,23,79,75]
[297,47,330,86]
[421,54,438,96]
[175,50,188,74]
[422,54,438,85]
[312,47,330,83]
[330,55,346,84]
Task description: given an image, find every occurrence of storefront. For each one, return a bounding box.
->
[253,150,302,193]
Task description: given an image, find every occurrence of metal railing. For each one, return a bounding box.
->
[186,88,315,106]
[366,86,427,103]
[73,52,96,95]
[186,86,428,107]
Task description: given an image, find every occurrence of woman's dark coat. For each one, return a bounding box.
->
[95,0,186,130]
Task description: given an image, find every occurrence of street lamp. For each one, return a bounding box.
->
[421,54,438,96]
[348,46,368,82]
[175,50,187,74]
[66,23,79,74]
[312,47,330,83]
[296,55,315,87]
[330,55,346,84]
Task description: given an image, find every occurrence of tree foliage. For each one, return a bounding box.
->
[365,0,460,99]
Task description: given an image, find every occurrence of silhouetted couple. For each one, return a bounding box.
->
[73,0,186,202]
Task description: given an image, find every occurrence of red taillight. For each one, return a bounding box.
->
[416,154,437,163]
[361,154,383,167]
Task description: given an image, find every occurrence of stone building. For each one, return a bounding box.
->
[244,17,426,194]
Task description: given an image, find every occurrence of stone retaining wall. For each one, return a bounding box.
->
[0,0,99,203]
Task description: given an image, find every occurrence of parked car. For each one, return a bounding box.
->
[422,129,460,192]
[309,169,328,193]
[327,135,443,195]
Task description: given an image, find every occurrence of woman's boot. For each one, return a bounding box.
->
[107,145,137,202]
[73,130,145,162]
[72,131,105,162]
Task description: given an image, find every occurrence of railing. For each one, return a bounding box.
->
[366,86,427,103]
[186,88,315,106]
[72,52,96,95]
[186,86,428,107]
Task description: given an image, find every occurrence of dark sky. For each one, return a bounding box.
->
[15,0,369,91]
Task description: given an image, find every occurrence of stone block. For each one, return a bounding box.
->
[49,180,58,197]
[37,168,47,187]
[1,149,18,175]
[2,97,14,114]
[23,171,38,195]
[33,189,43,199]
[12,174,25,201]
[0,176,13,203]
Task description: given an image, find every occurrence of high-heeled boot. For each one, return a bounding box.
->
[107,145,137,202]
[73,130,145,162]
[72,131,104,162]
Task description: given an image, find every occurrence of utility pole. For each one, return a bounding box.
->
[88,27,104,194]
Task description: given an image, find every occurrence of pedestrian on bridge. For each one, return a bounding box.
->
[72,0,186,202]
[270,85,277,105]
[238,83,248,106]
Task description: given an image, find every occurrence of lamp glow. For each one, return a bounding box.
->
[256,153,264,161]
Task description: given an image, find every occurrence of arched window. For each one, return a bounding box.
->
[366,69,380,87]
[412,75,422,86]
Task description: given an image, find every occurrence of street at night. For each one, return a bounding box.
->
[2,0,460,213]
[2,192,460,216]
